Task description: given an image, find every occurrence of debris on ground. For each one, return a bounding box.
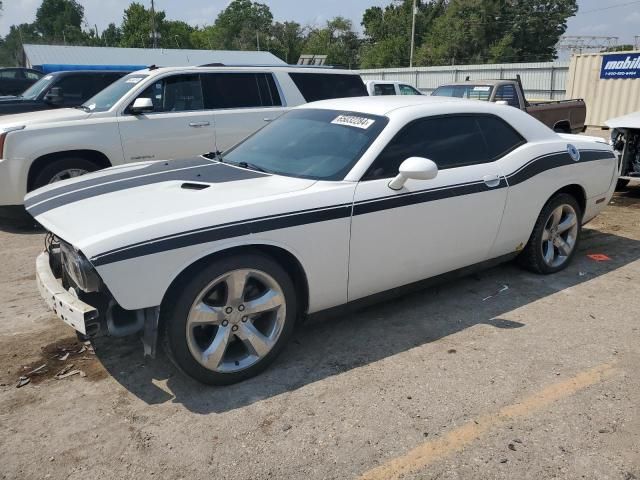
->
[55,364,75,378]
[16,376,30,388]
[482,285,509,301]
[508,443,517,451]
[26,363,47,376]
[587,254,612,262]
[57,369,82,380]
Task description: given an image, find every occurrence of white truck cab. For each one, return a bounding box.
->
[0,65,367,217]
[365,80,423,96]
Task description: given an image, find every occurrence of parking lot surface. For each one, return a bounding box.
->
[1,186,639,480]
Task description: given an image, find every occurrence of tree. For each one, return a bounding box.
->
[101,23,123,47]
[212,0,273,50]
[268,21,305,64]
[34,0,85,44]
[304,17,360,68]
[360,0,445,68]
[120,2,164,48]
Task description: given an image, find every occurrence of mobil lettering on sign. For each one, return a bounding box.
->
[600,53,640,79]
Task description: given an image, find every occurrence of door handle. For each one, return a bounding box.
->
[263,118,274,122]
[482,174,502,188]
[189,121,210,128]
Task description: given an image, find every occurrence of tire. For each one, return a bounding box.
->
[163,253,298,385]
[616,178,630,191]
[519,193,582,275]
[31,157,100,190]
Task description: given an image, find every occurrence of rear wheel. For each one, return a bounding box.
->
[519,193,582,274]
[164,253,297,385]
[31,157,100,190]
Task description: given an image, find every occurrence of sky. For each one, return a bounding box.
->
[1,0,639,47]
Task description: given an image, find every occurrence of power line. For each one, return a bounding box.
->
[578,0,640,15]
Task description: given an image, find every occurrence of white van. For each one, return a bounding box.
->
[0,66,367,216]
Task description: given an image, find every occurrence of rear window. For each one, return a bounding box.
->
[201,72,281,109]
[289,73,367,102]
[432,85,493,101]
[374,84,396,96]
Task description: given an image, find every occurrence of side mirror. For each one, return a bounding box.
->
[129,97,154,114]
[44,87,64,106]
[388,157,438,190]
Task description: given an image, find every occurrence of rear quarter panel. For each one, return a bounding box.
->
[490,140,616,258]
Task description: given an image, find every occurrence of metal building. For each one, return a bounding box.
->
[566,50,640,127]
[21,44,286,73]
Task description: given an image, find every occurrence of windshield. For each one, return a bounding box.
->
[432,84,493,101]
[20,74,56,100]
[223,109,388,181]
[82,73,148,112]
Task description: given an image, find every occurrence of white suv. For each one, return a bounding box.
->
[0,66,367,218]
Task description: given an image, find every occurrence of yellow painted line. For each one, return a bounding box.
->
[359,363,615,480]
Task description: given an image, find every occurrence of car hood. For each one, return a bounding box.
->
[0,107,89,128]
[25,157,317,260]
[606,112,640,130]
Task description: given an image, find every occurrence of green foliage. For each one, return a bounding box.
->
[0,0,581,68]
[212,0,273,50]
[304,17,360,68]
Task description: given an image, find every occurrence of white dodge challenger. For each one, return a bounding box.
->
[28,96,617,385]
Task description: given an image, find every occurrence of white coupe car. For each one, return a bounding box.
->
[28,96,617,385]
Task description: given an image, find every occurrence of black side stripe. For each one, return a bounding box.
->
[91,205,352,266]
[90,149,616,266]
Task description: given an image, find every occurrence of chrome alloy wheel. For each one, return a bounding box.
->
[541,204,579,268]
[48,168,89,183]
[186,269,286,373]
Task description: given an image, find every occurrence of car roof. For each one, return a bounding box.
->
[135,65,357,75]
[298,95,479,116]
[364,80,405,85]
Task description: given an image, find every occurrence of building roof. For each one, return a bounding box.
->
[23,44,286,69]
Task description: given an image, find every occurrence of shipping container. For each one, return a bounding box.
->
[566,51,640,128]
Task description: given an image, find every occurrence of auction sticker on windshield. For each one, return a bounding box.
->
[331,115,375,129]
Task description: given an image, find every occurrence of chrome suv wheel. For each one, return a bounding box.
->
[519,193,583,274]
[165,253,297,385]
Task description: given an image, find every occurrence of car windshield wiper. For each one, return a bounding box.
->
[74,105,91,112]
[236,161,271,174]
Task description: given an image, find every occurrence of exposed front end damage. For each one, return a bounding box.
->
[37,234,160,356]
[611,128,640,183]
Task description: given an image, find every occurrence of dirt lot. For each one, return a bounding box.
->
[1,185,640,480]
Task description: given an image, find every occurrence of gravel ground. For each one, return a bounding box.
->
[1,184,639,480]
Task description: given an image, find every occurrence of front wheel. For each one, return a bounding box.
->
[616,178,630,191]
[519,193,582,274]
[31,157,100,190]
[164,253,297,385]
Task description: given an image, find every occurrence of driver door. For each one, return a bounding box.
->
[348,114,516,302]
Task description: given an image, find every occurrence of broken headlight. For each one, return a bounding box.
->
[59,241,101,293]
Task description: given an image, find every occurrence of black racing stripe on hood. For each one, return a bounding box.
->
[26,161,266,217]
[25,157,216,208]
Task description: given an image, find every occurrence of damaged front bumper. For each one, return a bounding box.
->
[36,252,99,335]
[36,248,161,357]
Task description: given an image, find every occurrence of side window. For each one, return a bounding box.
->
[288,73,367,102]
[374,84,396,96]
[399,84,421,95]
[364,115,524,180]
[55,75,87,102]
[0,69,18,79]
[201,73,281,109]
[137,74,204,113]
[25,71,42,80]
[494,84,519,108]
[477,115,526,159]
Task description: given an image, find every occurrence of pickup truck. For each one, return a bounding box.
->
[0,70,128,116]
[431,76,586,134]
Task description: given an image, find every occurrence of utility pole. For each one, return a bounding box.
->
[150,0,159,49]
[409,0,417,67]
